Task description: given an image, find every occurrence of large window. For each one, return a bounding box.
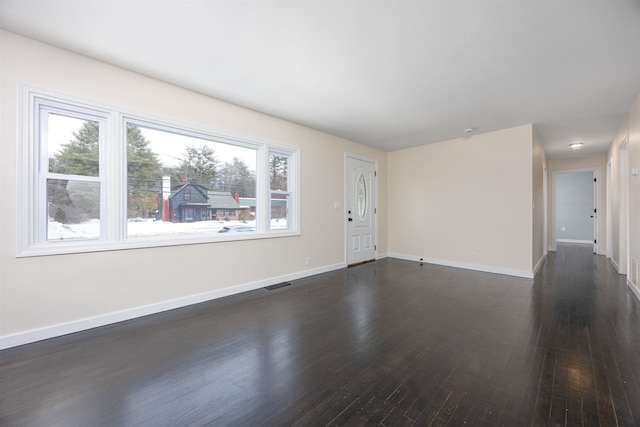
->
[18,86,299,256]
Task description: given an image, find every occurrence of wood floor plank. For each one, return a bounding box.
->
[2,243,640,426]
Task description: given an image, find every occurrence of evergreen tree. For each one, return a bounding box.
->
[50,121,163,221]
[269,154,288,191]
[50,120,100,176]
[49,121,101,224]
[171,145,218,188]
[127,124,162,218]
[217,157,256,197]
[269,155,288,221]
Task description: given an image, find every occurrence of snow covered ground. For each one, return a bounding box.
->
[47,218,288,240]
[48,218,102,240]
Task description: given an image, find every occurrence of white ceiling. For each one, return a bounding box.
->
[2,1,640,159]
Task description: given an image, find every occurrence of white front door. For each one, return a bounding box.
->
[346,156,376,265]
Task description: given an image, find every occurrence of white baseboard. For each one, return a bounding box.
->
[0,262,346,350]
[387,253,534,279]
[556,239,593,244]
[628,279,640,302]
[376,252,388,260]
[612,258,620,273]
[533,254,546,276]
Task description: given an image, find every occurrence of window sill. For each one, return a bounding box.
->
[17,229,301,258]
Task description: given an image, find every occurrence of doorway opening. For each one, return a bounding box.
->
[552,168,599,254]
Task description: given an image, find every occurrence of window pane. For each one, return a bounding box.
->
[48,113,99,177]
[127,123,162,221]
[271,193,289,230]
[47,179,100,240]
[126,123,257,237]
[269,154,288,191]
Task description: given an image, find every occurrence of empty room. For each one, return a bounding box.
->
[1,2,640,426]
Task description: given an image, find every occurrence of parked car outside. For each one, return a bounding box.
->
[218,225,256,233]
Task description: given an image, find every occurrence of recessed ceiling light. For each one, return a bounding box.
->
[570,143,583,150]
[465,128,475,133]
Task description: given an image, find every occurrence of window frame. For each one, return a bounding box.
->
[268,148,296,231]
[17,84,300,257]
[38,104,109,243]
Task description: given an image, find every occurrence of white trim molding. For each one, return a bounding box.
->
[628,280,640,302]
[0,262,346,350]
[556,239,594,244]
[533,254,546,276]
[388,253,534,279]
[612,258,621,273]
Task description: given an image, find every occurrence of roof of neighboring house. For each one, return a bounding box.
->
[208,191,239,209]
[169,182,209,200]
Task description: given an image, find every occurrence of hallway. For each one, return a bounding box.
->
[1,244,639,426]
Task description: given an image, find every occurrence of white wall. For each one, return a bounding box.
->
[388,125,534,277]
[532,130,547,273]
[0,31,388,346]
[627,93,640,291]
[609,91,640,295]
[608,119,629,273]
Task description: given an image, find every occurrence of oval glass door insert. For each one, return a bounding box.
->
[356,174,367,220]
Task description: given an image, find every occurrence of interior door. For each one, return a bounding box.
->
[346,156,376,265]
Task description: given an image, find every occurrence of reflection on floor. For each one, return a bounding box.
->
[1,243,639,426]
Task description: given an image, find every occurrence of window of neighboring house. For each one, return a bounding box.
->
[184,207,194,221]
[18,86,299,256]
[218,209,234,219]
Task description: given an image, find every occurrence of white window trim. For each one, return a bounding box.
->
[17,84,300,257]
[267,148,298,232]
[37,102,110,243]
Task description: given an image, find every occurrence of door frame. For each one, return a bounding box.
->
[606,159,612,259]
[543,162,548,256]
[550,167,601,253]
[345,153,378,265]
[618,138,629,274]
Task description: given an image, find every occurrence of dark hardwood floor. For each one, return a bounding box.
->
[2,244,640,426]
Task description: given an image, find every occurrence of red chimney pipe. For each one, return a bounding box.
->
[162,200,170,221]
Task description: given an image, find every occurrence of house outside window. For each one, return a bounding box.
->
[17,85,299,256]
